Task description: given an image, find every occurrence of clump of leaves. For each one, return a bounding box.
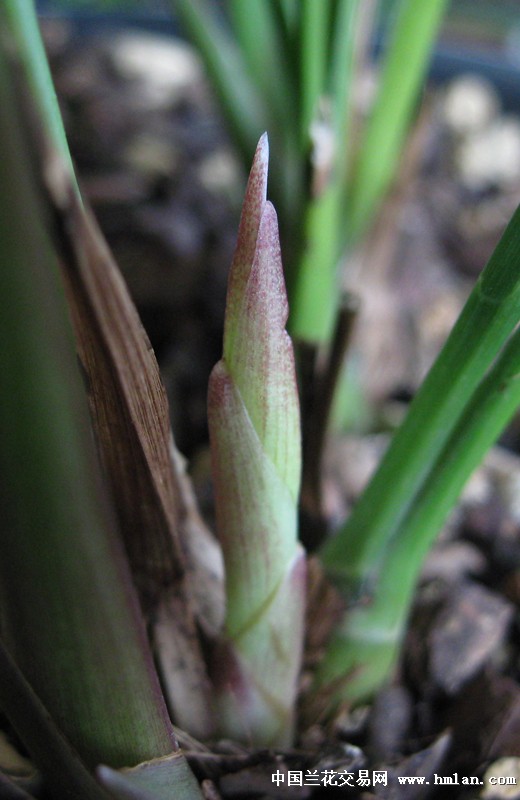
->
[173,0,450,539]
[173,0,449,344]
[4,3,520,799]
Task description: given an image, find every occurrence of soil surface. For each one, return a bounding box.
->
[25,17,520,800]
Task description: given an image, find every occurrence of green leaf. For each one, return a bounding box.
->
[0,638,110,800]
[172,0,265,161]
[299,0,330,148]
[322,202,520,595]
[348,0,449,240]
[4,0,74,176]
[289,0,361,343]
[317,203,520,708]
[228,0,298,147]
[0,10,179,771]
[317,323,520,705]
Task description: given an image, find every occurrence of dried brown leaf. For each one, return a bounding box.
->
[42,151,216,738]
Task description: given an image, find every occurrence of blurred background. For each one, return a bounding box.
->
[34,0,520,465]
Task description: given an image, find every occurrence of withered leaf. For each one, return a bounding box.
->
[41,148,217,738]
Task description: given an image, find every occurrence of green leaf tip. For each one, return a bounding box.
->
[208,135,304,746]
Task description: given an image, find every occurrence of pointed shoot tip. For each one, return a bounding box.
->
[254,133,269,175]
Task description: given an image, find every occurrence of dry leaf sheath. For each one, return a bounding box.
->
[208,134,305,746]
[45,171,216,741]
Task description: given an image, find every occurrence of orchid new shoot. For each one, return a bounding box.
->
[208,134,305,747]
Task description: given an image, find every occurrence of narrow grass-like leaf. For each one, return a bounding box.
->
[289,0,360,343]
[175,0,448,350]
[277,0,299,41]
[0,18,178,770]
[208,136,305,746]
[172,0,300,235]
[173,0,265,162]
[329,0,361,181]
[228,0,297,146]
[299,0,329,149]
[322,203,520,596]
[4,0,71,170]
[290,186,344,343]
[317,323,520,707]
[0,638,110,800]
[348,0,449,240]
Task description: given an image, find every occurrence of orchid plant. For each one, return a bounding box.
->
[3,2,520,799]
